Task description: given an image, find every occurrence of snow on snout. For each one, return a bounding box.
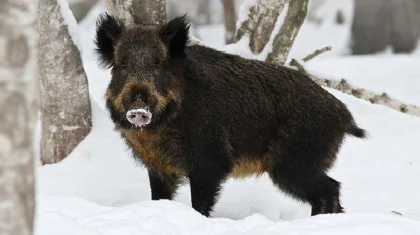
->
[126,108,152,127]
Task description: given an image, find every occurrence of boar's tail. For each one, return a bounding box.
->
[346,123,367,139]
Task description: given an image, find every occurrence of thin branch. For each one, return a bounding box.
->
[302,46,332,62]
[289,45,332,73]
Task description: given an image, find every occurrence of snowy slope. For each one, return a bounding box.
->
[35,2,420,234]
[35,197,420,235]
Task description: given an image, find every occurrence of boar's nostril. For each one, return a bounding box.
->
[128,114,137,120]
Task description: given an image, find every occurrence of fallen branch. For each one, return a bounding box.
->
[290,47,420,118]
[302,45,332,62]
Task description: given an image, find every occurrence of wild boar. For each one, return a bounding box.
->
[94,13,366,217]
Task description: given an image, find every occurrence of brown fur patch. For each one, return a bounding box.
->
[158,40,168,60]
[121,129,186,177]
[229,155,270,179]
[105,88,114,100]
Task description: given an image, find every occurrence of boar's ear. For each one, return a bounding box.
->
[159,14,190,58]
[94,13,124,68]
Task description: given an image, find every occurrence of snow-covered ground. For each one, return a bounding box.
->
[35,1,420,234]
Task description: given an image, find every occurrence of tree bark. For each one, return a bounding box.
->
[0,0,37,234]
[106,0,167,26]
[266,0,308,65]
[389,0,419,53]
[38,0,92,164]
[222,0,237,44]
[235,0,288,54]
[351,0,391,55]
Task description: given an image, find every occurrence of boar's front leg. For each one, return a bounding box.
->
[184,126,231,217]
[188,168,227,217]
[148,169,181,200]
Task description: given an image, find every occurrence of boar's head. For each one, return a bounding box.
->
[94,13,189,130]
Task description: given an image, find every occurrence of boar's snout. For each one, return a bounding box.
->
[126,108,152,127]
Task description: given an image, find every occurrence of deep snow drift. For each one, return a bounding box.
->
[35,1,420,234]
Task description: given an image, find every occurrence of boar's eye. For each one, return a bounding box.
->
[112,65,127,78]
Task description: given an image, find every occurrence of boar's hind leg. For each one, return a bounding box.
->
[148,169,182,200]
[268,158,343,216]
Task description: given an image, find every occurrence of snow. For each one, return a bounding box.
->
[57,0,83,52]
[35,1,420,235]
[35,196,420,235]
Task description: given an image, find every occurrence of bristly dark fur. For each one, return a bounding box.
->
[95,13,367,218]
[94,13,124,68]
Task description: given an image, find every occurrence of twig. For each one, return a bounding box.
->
[289,45,332,73]
[302,46,332,62]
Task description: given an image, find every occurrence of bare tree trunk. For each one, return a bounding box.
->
[235,0,307,64]
[351,0,391,55]
[222,0,237,44]
[106,0,167,26]
[235,0,288,54]
[389,0,419,53]
[38,0,92,164]
[0,0,37,234]
[266,0,308,65]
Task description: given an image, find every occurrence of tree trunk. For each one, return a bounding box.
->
[351,0,419,55]
[0,0,37,234]
[266,0,308,65]
[351,0,392,55]
[389,0,419,53]
[235,0,307,64]
[38,0,92,164]
[235,0,288,54]
[222,0,237,44]
[106,0,167,26]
